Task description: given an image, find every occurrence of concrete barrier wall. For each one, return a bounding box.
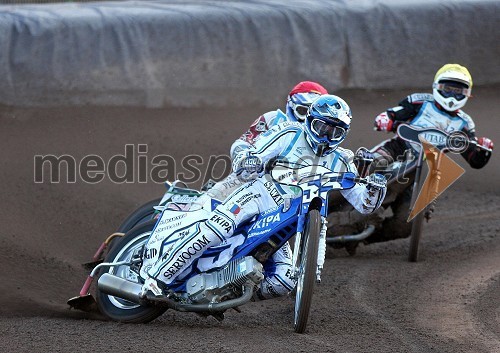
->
[0,0,499,107]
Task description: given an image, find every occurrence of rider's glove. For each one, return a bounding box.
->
[374,112,394,132]
[477,137,494,151]
[355,147,376,161]
[366,173,387,191]
[233,152,264,181]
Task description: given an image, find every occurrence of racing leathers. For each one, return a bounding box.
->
[373,93,492,169]
[206,109,290,202]
[164,109,295,300]
[230,109,289,159]
[145,122,387,298]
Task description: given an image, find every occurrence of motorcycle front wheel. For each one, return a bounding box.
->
[96,220,167,323]
[294,209,321,334]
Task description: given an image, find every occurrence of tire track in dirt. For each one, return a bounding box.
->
[0,86,498,352]
[417,243,500,352]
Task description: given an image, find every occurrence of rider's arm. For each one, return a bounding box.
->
[460,127,493,169]
[230,111,280,160]
[232,122,302,175]
[336,150,387,214]
[461,143,492,169]
[375,94,428,132]
[212,112,289,200]
[457,112,493,169]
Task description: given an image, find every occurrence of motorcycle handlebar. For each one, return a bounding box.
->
[469,139,493,153]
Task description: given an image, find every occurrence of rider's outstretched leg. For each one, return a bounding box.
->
[144,179,276,292]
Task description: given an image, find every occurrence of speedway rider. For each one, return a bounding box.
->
[197,81,328,299]
[142,95,388,298]
[206,81,328,202]
[370,63,493,169]
[143,81,329,300]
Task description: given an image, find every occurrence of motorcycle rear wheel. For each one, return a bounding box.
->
[294,209,321,334]
[103,198,160,257]
[96,220,167,323]
[117,198,161,233]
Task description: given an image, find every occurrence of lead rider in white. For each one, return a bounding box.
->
[142,95,387,298]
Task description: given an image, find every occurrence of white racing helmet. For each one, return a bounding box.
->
[432,64,472,112]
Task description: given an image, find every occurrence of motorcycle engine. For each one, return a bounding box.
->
[186,256,264,304]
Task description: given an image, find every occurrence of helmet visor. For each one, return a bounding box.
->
[291,102,309,120]
[434,82,471,101]
[311,119,346,141]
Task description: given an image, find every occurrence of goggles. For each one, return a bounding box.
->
[434,82,471,101]
[311,119,346,141]
[290,102,310,121]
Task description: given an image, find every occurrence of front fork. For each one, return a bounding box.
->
[290,216,327,284]
[291,231,302,280]
[316,216,327,283]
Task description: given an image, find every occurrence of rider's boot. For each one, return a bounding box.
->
[252,244,296,301]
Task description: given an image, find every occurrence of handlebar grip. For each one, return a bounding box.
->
[341,174,368,184]
[469,140,493,153]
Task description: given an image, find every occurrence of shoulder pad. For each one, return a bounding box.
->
[265,109,291,127]
[407,93,434,104]
[261,110,277,120]
[274,109,289,121]
[456,110,475,131]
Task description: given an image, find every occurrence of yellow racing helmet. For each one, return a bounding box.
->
[432,64,473,111]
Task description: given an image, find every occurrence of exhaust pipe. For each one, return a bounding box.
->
[326,225,375,243]
[98,273,255,312]
[98,273,143,304]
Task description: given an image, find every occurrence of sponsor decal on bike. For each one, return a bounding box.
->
[249,213,281,231]
[248,229,271,237]
[421,132,446,146]
[261,205,280,216]
[163,234,211,280]
[277,170,295,182]
[264,181,284,205]
[170,194,200,204]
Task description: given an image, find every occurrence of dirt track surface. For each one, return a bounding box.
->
[0,86,499,352]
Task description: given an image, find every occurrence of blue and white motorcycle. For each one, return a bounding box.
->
[69,162,376,333]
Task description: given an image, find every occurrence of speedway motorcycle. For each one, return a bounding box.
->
[68,162,380,333]
[328,123,491,262]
